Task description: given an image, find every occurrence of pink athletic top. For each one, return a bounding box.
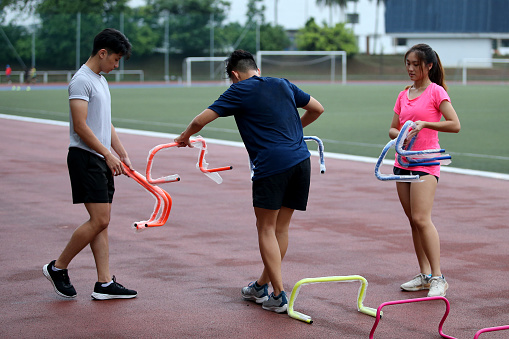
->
[393,82,451,177]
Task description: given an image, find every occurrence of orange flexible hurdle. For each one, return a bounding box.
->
[122,163,172,231]
[146,137,232,185]
[124,137,232,231]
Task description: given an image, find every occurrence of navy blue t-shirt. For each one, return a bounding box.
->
[208,76,311,180]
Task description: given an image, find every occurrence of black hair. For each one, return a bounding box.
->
[91,28,132,60]
[405,44,447,91]
[225,49,258,79]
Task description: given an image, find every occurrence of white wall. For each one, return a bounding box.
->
[406,38,493,68]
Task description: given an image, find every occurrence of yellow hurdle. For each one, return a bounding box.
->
[287,275,380,324]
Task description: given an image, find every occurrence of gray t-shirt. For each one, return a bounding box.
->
[68,64,111,157]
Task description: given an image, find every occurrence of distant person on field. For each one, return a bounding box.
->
[389,44,460,297]
[24,67,30,84]
[30,67,37,84]
[5,64,12,84]
[174,49,324,313]
[43,28,137,300]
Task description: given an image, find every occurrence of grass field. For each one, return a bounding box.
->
[0,83,507,174]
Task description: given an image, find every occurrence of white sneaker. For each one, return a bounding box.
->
[428,276,448,297]
[400,273,431,291]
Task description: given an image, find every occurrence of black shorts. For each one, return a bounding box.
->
[393,167,439,182]
[67,147,115,204]
[252,158,311,211]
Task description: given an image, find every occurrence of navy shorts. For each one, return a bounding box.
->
[393,167,439,182]
[67,147,115,204]
[252,158,311,211]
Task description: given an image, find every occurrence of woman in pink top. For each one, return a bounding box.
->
[389,44,460,297]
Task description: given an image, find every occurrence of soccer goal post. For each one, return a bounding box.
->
[256,50,347,84]
[183,56,229,87]
[461,58,509,85]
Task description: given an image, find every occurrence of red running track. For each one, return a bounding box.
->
[1,117,508,338]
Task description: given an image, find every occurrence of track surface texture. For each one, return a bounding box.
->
[1,118,508,338]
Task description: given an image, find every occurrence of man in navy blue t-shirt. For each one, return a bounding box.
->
[175,50,324,313]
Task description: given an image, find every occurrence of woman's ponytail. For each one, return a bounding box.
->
[405,44,448,91]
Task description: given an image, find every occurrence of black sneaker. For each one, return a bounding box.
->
[91,276,137,300]
[42,260,77,298]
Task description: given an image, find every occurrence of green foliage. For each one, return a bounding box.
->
[36,1,162,68]
[1,0,162,69]
[147,0,230,56]
[315,0,348,7]
[214,0,289,54]
[217,22,290,54]
[259,24,291,51]
[1,0,292,70]
[0,24,31,69]
[246,0,265,22]
[296,18,358,56]
[36,0,111,14]
[0,0,37,13]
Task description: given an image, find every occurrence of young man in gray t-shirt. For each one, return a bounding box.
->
[43,28,137,300]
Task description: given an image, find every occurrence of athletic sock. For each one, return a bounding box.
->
[52,265,63,272]
[101,280,114,288]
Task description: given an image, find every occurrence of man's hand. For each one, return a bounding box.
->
[174,109,219,147]
[120,156,134,176]
[174,133,193,148]
[104,152,125,176]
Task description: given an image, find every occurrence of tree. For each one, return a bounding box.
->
[295,18,358,56]
[32,0,159,68]
[146,0,230,56]
[215,0,289,54]
[0,0,37,13]
[369,0,386,55]
[217,21,290,54]
[0,23,31,70]
[315,0,348,26]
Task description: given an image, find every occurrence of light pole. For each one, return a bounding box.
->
[210,11,214,80]
[164,10,170,83]
[274,0,278,25]
[31,25,36,68]
[76,12,81,70]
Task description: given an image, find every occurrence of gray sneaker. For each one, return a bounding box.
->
[262,291,288,313]
[428,276,448,297]
[400,273,431,291]
[241,281,269,303]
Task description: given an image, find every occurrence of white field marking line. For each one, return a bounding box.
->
[2,113,508,181]
[2,109,507,161]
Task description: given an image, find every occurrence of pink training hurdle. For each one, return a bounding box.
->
[369,297,509,338]
[369,296,454,339]
[474,325,509,338]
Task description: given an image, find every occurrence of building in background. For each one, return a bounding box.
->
[383,0,509,67]
[289,0,509,61]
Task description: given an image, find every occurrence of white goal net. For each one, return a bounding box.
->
[256,50,347,84]
[183,51,348,86]
[183,56,230,87]
[459,58,509,85]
